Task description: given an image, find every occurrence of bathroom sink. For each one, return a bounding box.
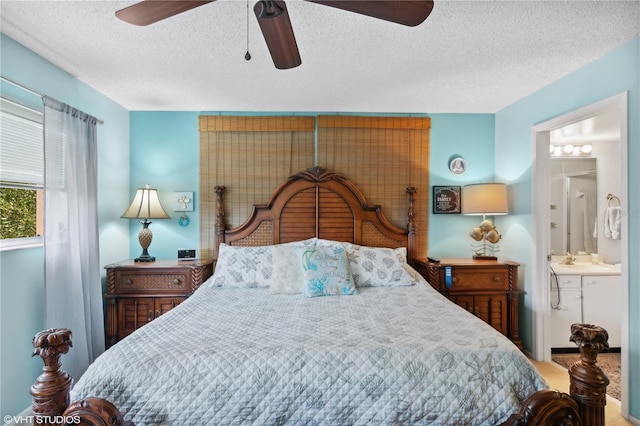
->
[550,262,620,274]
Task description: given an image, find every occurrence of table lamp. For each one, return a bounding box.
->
[462,183,508,260]
[121,184,170,262]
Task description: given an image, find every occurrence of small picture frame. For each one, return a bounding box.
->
[173,191,194,212]
[433,186,461,214]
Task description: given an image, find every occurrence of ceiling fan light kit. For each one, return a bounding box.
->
[115,0,434,69]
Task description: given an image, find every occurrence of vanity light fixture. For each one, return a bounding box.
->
[549,143,593,157]
[580,144,593,154]
[462,183,508,260]
[122,185,170,262]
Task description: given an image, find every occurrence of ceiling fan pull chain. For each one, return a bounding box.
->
[245,0,251,61]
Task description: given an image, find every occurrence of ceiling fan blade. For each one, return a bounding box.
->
[254,1,302,70]
[115,1,215,26]
[305,0,434,27]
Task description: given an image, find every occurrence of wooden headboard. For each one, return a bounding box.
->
[215,167,417,262]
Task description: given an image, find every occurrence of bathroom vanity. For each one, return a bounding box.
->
[549,258,621,349]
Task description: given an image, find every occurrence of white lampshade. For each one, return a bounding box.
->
[462,183,508,216]
[121,185,170,219]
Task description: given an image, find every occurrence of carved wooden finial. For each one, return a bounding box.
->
[570,323,609,364]
[569,323,609,426]
[31,328,74,423]
[32,328,73,371]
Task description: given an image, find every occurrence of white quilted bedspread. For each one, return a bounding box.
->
[71,280,546,425]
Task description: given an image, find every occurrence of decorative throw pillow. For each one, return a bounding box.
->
[208,243,273,288]
[299,245,358,297]
[342,242,418,287]
[270,243,311,294]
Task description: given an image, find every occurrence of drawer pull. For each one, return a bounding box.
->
[147,310,153,322]
[155,310,161,319]
[173,278,180,285]
[493,276,500,282]
[125,279,132,285]
[475,306,480,316]
[452,277,457,283]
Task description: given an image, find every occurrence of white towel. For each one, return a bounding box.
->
[604,206,622,239]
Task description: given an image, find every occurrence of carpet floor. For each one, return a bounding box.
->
[552,353,621,401]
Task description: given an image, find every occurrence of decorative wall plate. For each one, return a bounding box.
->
[449,157,467,174]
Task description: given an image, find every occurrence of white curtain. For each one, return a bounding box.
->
[43,96,104,380]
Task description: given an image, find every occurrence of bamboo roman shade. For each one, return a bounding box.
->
[317,116,430,258]
[199,115,430,259]
[199,116,315,258]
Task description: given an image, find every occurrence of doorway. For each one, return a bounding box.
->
[531,92,629,416]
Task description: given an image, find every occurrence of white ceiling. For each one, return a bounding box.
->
[1,0,639,113]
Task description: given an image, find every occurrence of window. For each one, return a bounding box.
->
[0,97,44,250]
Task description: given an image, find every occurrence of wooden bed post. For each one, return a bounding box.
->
[30,328,74,424]
[501,323,609,426]
[569,323,610,426]
[406,187,416,263]
[30,328,132,426]
[214,185,226,258]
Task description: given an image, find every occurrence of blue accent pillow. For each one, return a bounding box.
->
[300,245,358,298]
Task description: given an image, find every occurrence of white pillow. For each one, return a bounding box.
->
[208,243,273,288]
[270,242,312,294]
[209,239,318,289]
[342,242,417,287]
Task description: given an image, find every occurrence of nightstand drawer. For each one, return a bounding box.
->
[450,268,509,291]
[115,272,189,293]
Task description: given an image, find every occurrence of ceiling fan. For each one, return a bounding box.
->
[115,0,434,70]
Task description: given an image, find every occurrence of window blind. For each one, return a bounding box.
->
[0,97,43,186]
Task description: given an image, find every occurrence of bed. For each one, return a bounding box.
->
[28,167,609,425]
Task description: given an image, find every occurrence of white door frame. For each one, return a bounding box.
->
[531,91,629,417]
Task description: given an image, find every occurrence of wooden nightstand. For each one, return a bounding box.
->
[413,258,523,350]
[104,259,214,347]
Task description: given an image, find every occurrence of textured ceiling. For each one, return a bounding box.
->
[1,0,639,112]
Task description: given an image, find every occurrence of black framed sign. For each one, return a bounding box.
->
[433,186,461,214]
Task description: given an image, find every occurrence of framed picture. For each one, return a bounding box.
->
[433,186,461,214]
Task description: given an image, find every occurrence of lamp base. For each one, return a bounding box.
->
[134,254,156,263]
[135,220,156,262]
[473,254,497,260]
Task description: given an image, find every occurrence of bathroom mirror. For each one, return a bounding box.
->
[548,158,597,255]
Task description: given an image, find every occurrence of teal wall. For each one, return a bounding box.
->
[0,34,130,417]
[127,112,202,260]
[428,114,496,257]
[495,37,639,418]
